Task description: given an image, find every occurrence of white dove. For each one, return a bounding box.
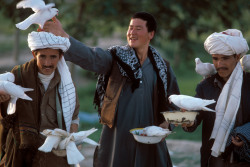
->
[38,129,69,153]
[58,128,98,165]
[0,72,15,82]
[143,126,170,136]
[169,94,216,112]
[0,80,33,115]
[16,0,58,30]
[195,58,216,78]
[240,54,250,72]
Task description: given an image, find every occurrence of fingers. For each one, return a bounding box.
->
[232,136,244,147]
[159,121,169,129]
[0,93,11,103]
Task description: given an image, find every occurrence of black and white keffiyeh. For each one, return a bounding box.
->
[94,45,168,112]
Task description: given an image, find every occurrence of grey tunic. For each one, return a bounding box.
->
[65,37,176,167]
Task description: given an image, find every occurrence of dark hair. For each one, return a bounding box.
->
[131,12,157,33]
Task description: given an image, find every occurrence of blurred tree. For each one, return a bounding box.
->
[1,0,249,71]
[0,0,64,63]
[58,0,249,70]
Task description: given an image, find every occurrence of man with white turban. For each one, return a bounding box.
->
[184,29,250,167]
[0,31,80,167]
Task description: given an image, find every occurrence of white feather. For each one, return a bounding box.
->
[16,0,58,30]
[0,81,33,100]
[0,72,15,82]
[240,54,250,72]
[66,141,84,165]
[143,126,170,136]
[38,135,61,152]
[169,94,216,112]
[195,58,216,78]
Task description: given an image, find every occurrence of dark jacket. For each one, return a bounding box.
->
[186,72,250,167]
[0,59,79,167]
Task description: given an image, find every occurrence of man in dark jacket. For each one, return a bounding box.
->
[43,12,180,167]
[184,29,250,167]
[0,31,79,167]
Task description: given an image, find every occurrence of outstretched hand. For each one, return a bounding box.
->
[42,17,69,38]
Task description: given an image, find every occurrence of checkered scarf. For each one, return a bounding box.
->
[94,45,168,113]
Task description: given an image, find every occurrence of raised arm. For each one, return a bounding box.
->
[43,17,113,74]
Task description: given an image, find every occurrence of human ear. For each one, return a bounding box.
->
[32,51,36,59]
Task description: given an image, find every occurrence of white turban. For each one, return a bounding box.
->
[204,29,249,56]
[28,31,70,52]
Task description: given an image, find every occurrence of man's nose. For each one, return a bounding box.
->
[44,58,52,66]
[217,59,224,67]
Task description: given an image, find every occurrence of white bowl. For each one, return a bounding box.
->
[161,111,198,125]
[130,128,171,144]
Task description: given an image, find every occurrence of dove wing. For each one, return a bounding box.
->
[16,0,46,12]
[179,96,201,110]
[16,13,38,30]
[66,141,84,165]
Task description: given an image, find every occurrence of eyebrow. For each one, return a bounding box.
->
[129,25,143,28]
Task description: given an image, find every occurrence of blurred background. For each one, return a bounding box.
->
[0,0,249,166]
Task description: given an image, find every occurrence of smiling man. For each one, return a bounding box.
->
[43,12,180,167]
[184,29,250,167]
[0,31,79,167]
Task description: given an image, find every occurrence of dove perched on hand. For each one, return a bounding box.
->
[143,126,170,136]
[16,0,58,30]
[169,94,216,112]
[0,74,34,115]
[240,54,250,72]
[0,72,15,82]
[195,58,216,78]
[38,129,69,153]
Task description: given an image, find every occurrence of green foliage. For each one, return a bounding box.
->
[77,80,97,113]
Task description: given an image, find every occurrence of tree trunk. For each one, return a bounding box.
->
[13,28,20,63]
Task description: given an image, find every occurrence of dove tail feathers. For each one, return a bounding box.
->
[202,106,215,112]
[66,141,84,164]
[206,99,216,105]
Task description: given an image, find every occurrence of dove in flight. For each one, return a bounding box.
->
[195,58,216,78]
[240,54,250,72]
[169,94,216,112]
[16,0,58,30]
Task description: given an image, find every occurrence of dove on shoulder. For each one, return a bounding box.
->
[195,58,216,78]
[168,94,216,112]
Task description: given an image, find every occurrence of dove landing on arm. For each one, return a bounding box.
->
[16,0,58,30]
[169,94,216,112]
[195,58,216,78]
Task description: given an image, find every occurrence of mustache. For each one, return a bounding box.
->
[42,65,54,69]
[216,67,228,71]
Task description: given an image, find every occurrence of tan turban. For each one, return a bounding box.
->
[28,31,70,52]
[204,29,249,56]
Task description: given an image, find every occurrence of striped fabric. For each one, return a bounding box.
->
[28,31,70,52]
[57,57,76,132]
